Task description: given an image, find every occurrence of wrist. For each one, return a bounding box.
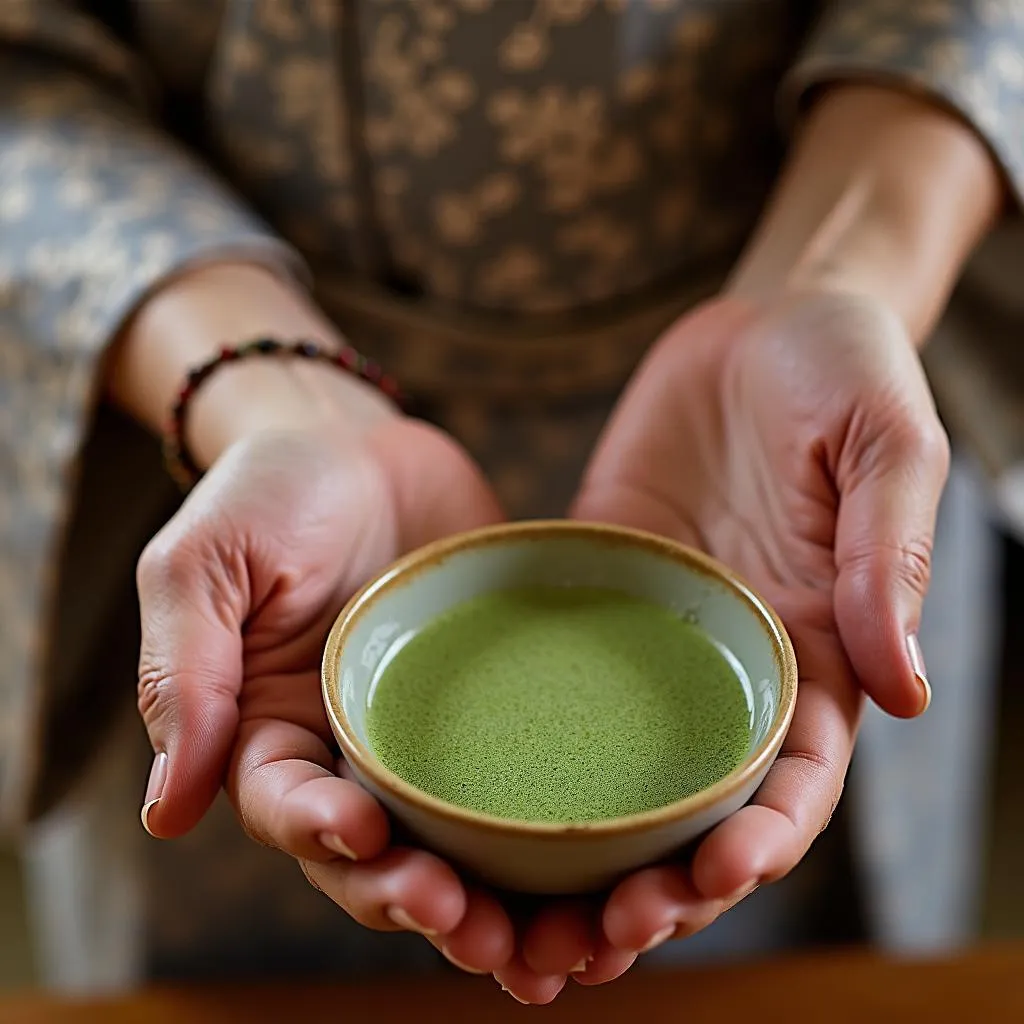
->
[106,262,399,471]
[187,352,400,473]
[728,85,1003,346]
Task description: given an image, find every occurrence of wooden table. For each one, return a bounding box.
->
[4,945,1023,1023]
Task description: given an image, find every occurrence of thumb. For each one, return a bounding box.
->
[135,531,244,839]
[833,411,950,719]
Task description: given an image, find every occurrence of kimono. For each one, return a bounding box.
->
[1,0,1022,990]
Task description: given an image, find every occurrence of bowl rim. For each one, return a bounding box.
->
[322,519,798,840]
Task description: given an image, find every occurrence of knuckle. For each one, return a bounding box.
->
[845,534,934,602]
[925,420,951,474]
[891,412,950,474]
[137,532,195,597]
[785,748,846,839]
[137,665,178,725]
[236,809,274,850]
[136,660,223,731]
[232,774,306,856]
[894,536,934,597]
[241,790,289,852]
[137,526,242,633]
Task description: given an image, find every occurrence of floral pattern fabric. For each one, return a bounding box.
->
[1,0,1022,985]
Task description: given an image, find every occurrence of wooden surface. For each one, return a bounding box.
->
[4,945,1024,1023]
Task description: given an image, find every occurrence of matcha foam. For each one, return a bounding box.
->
[366,586,752,823]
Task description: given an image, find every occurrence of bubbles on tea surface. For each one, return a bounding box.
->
[365,587,751,823]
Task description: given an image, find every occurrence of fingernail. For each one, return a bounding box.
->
[386,906,438,936]
[499,985,531,1005]
[721,881,759,909]
[640,923,677,953]
[441,946,486,974]
[569,956,592,974]
[906,634,931,714]
[725,880,759,901]
[140,752,167,836]
[318,832,358,860]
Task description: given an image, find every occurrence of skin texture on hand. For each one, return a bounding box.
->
[114,259,612,1002]
[425,288,950,1006]
[133,287,947,1005]
[568,291,949,959]
[516,82,992,981]
[121,77,998,1003]
[136,418,525,972]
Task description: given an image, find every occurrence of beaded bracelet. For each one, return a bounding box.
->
[163,337,405,490]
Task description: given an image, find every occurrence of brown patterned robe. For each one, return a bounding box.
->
[2,0,1023,989]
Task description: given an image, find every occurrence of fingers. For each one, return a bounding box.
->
[692,746,851,900]
[603,866,723,953]
[521,901,595,976]
[301,847,467,937]
[602,626,857,957]
[229,715,390,862]
[570,939,637,987]
[493,954,567,1006]
[431,888,516,975]
[834,396,950,718]
[136,526,246,838]
[692,625,861,898]
[233,715,496,964]
[513,899,638,999]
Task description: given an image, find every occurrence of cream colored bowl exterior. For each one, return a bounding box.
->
[322,521,796,895]
[343,758,769,894]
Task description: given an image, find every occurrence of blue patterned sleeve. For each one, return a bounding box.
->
[0,6,301,829]
[787,0,1024,205]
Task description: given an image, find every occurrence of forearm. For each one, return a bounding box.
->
[105,263,398,472]
[0,51,393,478]
[729,84,1005,346]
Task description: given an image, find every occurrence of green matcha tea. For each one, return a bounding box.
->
[366,586,752,823]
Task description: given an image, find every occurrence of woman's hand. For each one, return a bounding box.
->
[111,261,524,981]
[509,290,946,985]
[133,414,635,1002]
[496,82,998,999]
[135,417,521,972]
[114,66,1001,996]
[113,262,616,1000]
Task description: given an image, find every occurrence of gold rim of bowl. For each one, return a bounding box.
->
[321,520,798,841]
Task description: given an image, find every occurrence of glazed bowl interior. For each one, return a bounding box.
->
[324,521,793,834]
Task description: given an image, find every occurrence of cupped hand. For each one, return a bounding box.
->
[135,418,523,975]
[133,291,948,1004]
[507,291,949,993]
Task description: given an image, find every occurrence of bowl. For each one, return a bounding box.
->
[322,520,796,895]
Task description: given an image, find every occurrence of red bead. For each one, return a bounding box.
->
[164,336,405,491]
